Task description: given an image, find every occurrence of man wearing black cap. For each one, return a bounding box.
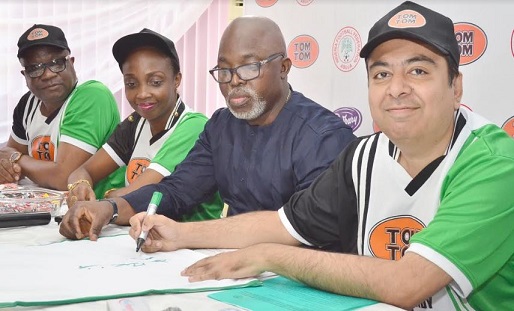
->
[129,2,514,310]
[0,24,123,195]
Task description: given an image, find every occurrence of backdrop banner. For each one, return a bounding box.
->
[245,0,514,138]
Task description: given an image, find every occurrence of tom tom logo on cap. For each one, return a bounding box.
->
[26,28,50,41]
[388,9,427,28]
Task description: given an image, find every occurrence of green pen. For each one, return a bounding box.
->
[136,191,163,252]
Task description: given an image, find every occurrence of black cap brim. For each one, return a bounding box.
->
[113,33,168,66]
[360,30,451,60]
[18,42,70,58]
[112,29,180,73]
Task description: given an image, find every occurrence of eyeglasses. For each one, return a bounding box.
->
[23,56,71,78]
[209,53,284,84]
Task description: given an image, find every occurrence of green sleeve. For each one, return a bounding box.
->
[151,112,207,174]
[60,80,120,149]
[152,112,223,221]
[411,125,514,298]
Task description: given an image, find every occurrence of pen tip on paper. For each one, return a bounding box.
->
[136,238,144,252]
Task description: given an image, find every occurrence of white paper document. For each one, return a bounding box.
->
[0,234,259,307]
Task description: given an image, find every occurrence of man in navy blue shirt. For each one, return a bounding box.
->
[60,16,354,241]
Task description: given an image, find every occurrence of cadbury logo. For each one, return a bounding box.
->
[333,107,362,132]
[388,9,426,29]
[27,28,49,41]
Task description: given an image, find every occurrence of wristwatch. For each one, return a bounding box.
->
[9,151,22,164]
[99,198,118,224]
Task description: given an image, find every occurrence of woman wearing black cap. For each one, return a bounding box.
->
[63,29,222,231]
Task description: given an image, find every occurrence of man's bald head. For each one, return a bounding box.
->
[219,16,287,57]
[212,16,292,126]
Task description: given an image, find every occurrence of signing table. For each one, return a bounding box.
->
[0,220,402,311]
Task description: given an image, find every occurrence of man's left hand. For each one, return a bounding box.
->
[181,244,273,282]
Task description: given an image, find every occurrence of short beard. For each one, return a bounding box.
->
[227,86,267,120]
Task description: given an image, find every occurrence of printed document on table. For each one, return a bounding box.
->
[209,276,377,311]
[0,234,259,308]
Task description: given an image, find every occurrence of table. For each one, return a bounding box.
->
[0,221,402,311]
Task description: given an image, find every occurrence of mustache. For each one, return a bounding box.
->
[227,86,257,99]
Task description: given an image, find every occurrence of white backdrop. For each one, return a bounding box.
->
[245,0,514,138]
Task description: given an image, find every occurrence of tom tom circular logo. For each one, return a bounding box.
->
[288,35,319,68]
[388,9,426,28]
[27,28,49,41]
[332,26,362,72]
[296,0,314,5]
[368,215,425,260]
[30,135,55,161]
[502,116,514,138]
[454,22,488,65]
[333,107,362,132]
[255,0,278,8]
[127,158,150,184]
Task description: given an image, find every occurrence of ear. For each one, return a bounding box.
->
[174,72,182,89]
[280,57,292,79]
[453,72,463,110]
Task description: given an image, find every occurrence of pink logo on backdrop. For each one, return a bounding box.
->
[255,0,277,8]
[332,26,362,72]
[296,0,314,5]
[288,35,319,68]
[334,107,362,132]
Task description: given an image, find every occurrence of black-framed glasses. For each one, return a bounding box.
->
[209,53,284,84]
[23,56,71,78]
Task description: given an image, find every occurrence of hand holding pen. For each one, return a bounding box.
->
[128,200,183,253]
[136,191,163,252]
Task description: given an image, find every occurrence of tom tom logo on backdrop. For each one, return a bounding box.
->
[332,26,362,72]
[454,22,488,65]
[334,107,362,132]
[288,35,319,68]
[255,0,278,8]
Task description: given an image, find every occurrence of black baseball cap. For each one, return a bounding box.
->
[17,24,70,58]
[360,1,460,66]
[112,28,180,72]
